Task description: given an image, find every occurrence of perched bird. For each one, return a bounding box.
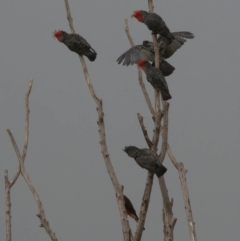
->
[137,60,172,101]
[124,195,146,230]
[53,30,97,61]
[131,10,174,44]
[117,31,194,76]
[124,146,167,177]
[124,195,139,222]
[117,44,175,76]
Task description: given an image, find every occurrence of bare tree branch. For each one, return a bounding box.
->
[137,113,153,148]
[63,0,74,32]
[148,0,154,13]
[5,80,33,241]
[124,18,159,241]
[22,80,32,161]
[7,128,59,241]
[147,1,178,240]
[124,19,155,117]
[5,170,11,241]
[151,109,163,152]
[178,163,197,241]
[162,204,177,241]
[158,102,169,162]
[124,10,173,241]
[158,177,177,241]
[153,98,176,241]
[166,144,198,241]
[6,80,59,241]
[63,1,131,240]
[148,0,161,115]
[133,172,154,241]
[9,79,33,188]
[166,144,178,168]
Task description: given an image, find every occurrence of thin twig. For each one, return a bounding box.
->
[178,163,197,241]
[137,113,153,148]
[151,109,163,152]
[148,0,154,13]
[5,170,11,241]
[166,144,178,168]
[10,79,33,188]
[148,0,161,114]
[4,80,33,241]
[5,80,33,241]
[7,129,58,241]
[63,1,131,240]
[158,102,169,163]
[124,19,155,117]
[63,0,74,32]
[6,80,58,241]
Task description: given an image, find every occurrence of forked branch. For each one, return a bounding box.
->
[5,80,33,241]
[9,79,33,188]
[7,80,58,241]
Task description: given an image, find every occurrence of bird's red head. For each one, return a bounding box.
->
[53,30,63,42]
[137,60,147,69]
[131,10,143,21]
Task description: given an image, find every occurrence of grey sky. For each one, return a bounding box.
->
[0,0,240,240]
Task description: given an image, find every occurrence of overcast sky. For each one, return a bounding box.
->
[0,0,240,240]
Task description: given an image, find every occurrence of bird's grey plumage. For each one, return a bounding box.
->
[140,61,172,101]
[61,31,97,61]
[171,31,194,39]
[123,146,167,177]
[117,31,194,75]
[117,44,175,76]
[138,10,174,44]
[158,31,194,59]
[142,31,195,59]
[117,45,154,66]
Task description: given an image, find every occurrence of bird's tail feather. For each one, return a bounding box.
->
[161,91,172,101]
[160,60,175,76]
[172,31,194,39]
[85,50,97,62]
[156,165,167,177]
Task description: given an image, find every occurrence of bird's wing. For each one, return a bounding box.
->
[117,45,154,66]
[73,34,91,48]
[171,31,194,39]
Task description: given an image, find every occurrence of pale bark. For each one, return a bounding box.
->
[5,80,33,241]
[5,170,11,241]
[63,1,131,240]
[7,80,59,241]
[167,145,198,241]
[9,80,32,188]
